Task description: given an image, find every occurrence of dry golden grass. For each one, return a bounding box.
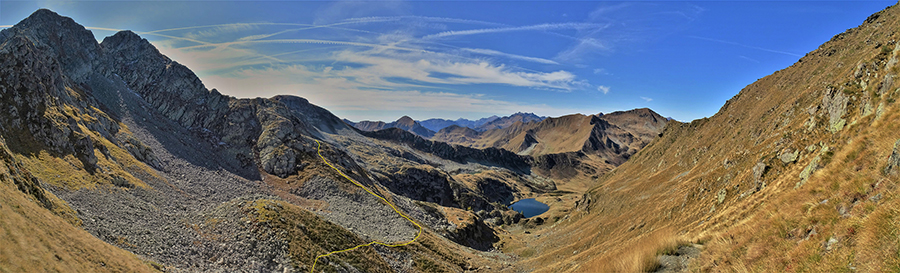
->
[578,227,691,273]
[512,3,900,272]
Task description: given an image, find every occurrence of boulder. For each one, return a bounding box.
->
[752,162,768,191]
[780,149,799,164]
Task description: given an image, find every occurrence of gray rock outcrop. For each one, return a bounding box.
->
[886,139,900,175]
[822,85,849,132]
[752,162,768,191]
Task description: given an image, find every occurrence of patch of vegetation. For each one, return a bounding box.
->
[414,256,449,273]
[245,199,392,273]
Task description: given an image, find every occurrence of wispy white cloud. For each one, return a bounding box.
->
[558,2,706,63]
[119,12,598,119]
[554,37,608,62]
[689,36,803,57]
[461,48,558,65]
[199,68,583,121]
[640,96,653,102]
[593,68,610,75]
[423,22,607,39]
[326,50,582,90]
[597,85,610,94]
[174,44,584,93]
[589,3,633,20]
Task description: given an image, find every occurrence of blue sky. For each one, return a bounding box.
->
[1,1,894,122]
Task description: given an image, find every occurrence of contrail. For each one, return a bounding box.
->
[342,16,507,27]
[85,26,284,63]
[423,22,606,39]
[176,38,430,54]
[689,36,803,57]
[461,48,558,65]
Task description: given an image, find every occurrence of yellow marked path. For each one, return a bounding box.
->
[310,139,423,273]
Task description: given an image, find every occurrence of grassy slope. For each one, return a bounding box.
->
[518,3,900,272]
[0,173,159,273]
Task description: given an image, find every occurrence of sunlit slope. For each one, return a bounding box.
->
[524,3,900,272]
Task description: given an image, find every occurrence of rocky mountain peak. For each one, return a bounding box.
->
[2,9,101,82]
[396,115,416,126]
[102,30,150,49]
[101,30,168,68]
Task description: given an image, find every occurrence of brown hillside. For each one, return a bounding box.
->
[517,3,900,272]
[433,109,667,165]
[354,120,388,131]
[352,116,436,138]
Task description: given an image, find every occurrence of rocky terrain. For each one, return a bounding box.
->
[0,9,524,272]
[0,9,639,273]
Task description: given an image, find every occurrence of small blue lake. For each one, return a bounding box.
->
[509,198,549,218]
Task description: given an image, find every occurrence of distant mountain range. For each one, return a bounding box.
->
[432,108,667,163]
[344,116,437,138]
[419,116,499,131]
[345,112,547,137]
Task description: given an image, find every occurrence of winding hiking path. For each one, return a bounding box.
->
[310,139,423,272]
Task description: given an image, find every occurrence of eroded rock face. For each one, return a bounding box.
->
[100,30,333,178]
[0,28,100,170]
[101,31,230,131]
